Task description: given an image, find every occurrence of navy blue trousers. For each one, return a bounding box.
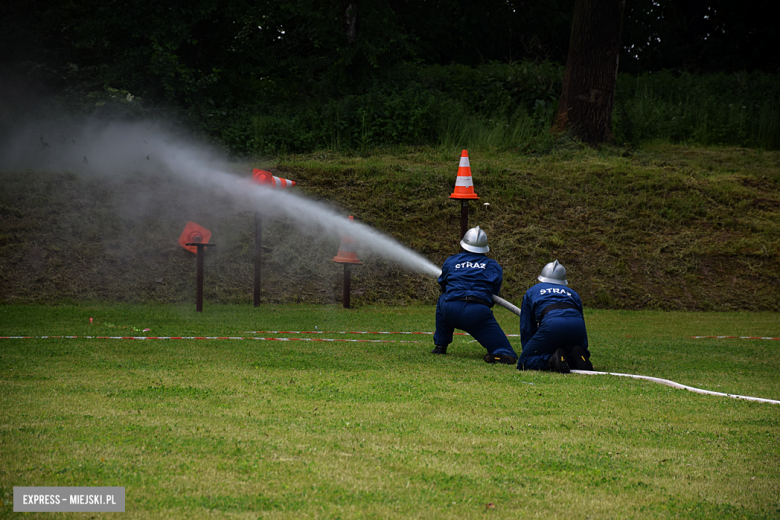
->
[517,316,588,370]
[434,296,517,358]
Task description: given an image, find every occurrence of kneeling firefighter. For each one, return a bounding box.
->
[431,226,518,364]
[517,260,593,373]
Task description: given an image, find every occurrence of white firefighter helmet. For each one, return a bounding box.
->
[460,226,489,253]
[538,260,568,285]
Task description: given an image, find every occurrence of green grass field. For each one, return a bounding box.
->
[1,304,778,519]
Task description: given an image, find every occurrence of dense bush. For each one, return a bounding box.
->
[613,70,780,149]
[7,57,779,155]
[204,61,564,155]
[200,63,780,155]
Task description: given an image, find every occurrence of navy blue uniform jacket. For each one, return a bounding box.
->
[520,282,587,348]
[438,252,503,304]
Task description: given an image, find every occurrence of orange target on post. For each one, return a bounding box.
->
[178,221,212,254]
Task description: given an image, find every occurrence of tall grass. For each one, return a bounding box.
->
[614,70,780,149]
[214,61,563,155]
[207,63,780,155]
[438,106,552,151]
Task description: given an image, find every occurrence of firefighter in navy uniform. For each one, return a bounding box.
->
[431,226,518,364]
[517,260,594,373]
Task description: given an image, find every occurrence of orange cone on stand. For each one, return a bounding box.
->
[333,216,362,264]
[252,168,296,188]
[178,221,212,254]
[449,150,479,199]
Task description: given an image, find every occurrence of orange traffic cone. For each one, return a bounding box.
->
[252,168,296,188]
[178,221,212,254]
[449,150,479,200]
[333,216,362,264]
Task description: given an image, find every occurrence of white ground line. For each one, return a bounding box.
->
[691,336,780,340]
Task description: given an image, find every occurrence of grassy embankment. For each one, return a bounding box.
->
[0,304,778,518]
[1,143,778,310]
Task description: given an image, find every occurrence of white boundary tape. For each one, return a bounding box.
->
[571,370,780,404]
[692,336,780,340]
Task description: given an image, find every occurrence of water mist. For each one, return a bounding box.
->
[0,118,443,279]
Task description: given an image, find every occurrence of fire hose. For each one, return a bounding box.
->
[492,294,521,316]
[571,370,780,404]
[489,294,779,404]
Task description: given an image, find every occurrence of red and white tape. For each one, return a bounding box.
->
[0,335,422,344]
[243,330,521,337]
[246,330,437,335]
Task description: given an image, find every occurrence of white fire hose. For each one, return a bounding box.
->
[491,294,521,316]
[490,295,779,405]
[571,370,780,404]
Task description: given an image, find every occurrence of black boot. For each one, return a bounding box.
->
[484,353,518,365]
[569,346,593,371]
[547,348,570,373]
[431,345,447,355]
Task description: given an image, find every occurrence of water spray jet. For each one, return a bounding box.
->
[6,119,444,299]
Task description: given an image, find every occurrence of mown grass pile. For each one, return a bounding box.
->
[0,304,778,518]
[1,143,778,310]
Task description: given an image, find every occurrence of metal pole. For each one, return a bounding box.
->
[254,212,262,307]
[343,264,351,309]
[460,199,469,239]
[186,243,215,313]
[196,246,204,312]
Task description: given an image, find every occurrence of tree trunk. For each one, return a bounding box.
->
[553,0,625,145]
[344,2,358,43]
